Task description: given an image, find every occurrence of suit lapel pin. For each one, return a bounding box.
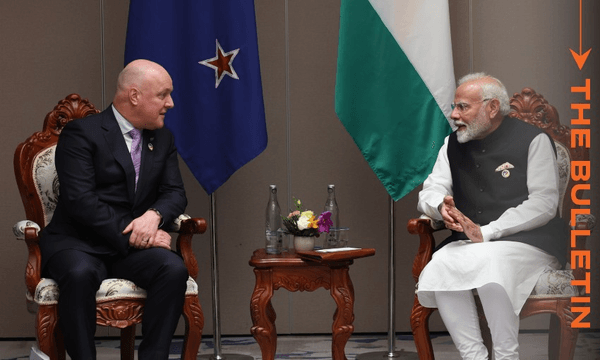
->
[148,143,154,151]
[501,169,510,178]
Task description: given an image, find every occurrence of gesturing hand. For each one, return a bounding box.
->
[440,196,462,232]
[447,206,483,243]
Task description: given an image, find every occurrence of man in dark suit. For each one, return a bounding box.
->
[40,59,188,359]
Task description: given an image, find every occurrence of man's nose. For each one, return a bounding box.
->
[450,107,460,120]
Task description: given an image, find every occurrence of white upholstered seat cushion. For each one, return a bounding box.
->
[29,276,198,306]
[529,269,579,298]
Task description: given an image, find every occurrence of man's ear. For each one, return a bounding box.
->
[488,98,500,118]
[129,87,140,106]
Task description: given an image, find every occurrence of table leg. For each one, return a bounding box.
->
[250,269,277,360]
[330,266,355,360]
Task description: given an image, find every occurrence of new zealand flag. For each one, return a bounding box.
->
[125,0,268,194]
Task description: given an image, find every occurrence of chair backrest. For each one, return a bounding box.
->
[508,88,588,219]
[14,94,99,228]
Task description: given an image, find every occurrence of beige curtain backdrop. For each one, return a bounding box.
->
[1,0,598,338]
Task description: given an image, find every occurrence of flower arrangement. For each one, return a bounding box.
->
[282,197,333,237]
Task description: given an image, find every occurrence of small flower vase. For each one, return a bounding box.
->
[293,235,315,251]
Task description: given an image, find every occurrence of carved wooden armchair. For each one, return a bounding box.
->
[13,94,206,360]
[407,88,594,360]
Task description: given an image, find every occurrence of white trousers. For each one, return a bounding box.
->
[435,283,520,360]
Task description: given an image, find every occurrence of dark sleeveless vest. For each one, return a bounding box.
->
[442,116,567,265]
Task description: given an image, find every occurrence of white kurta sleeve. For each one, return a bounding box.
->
[417,136,453,221]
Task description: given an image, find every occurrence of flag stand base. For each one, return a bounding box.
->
[355,350,419,359]
[197,354,254,360]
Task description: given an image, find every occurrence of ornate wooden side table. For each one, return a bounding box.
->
[249,248,375,360]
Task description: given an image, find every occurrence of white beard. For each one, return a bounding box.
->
[455,107,492,143]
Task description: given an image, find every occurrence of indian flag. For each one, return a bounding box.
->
[335,0,455,201]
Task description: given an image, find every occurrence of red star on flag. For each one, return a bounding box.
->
[199,39,240,88]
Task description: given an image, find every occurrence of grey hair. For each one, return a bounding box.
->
[458,72,510,116]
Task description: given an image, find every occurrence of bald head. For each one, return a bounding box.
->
[113,59,174,130]
[115,59,170,99]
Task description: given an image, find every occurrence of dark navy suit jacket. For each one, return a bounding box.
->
[40,106,187,271]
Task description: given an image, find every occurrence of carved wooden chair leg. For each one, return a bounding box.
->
[560,327,579,360]
[410,297,435,360]
[548,313,561,360]
[120,325,136,360]
[37,305,59,360]
[181,294,204,360]
[548,303,578,360]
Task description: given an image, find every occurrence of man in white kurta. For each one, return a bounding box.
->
[416,73,565,360]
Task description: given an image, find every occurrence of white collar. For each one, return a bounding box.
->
[112,104,136,135]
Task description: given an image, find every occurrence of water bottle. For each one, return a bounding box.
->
[265,185,282,254]
[324,184,340,227]
[323,184,340,248]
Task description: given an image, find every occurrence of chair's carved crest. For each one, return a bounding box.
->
[44,94,99,136]
[21,94,99,155]
[509,87,570,146]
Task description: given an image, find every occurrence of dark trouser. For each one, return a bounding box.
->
[45,248,188,360]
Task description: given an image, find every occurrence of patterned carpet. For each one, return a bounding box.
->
[2,332,599,359]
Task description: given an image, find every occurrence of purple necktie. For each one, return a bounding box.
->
[129,128,142,190]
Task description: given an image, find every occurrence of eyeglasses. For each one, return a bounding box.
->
[451,98,491,113]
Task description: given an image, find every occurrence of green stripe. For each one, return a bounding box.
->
[335,0,451,200]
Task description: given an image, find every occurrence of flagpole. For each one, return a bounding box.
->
[99,0,106,109]
[469,0,474,73]
[198,193,253,360]
[356,196,418,359]
[387,196,397,357]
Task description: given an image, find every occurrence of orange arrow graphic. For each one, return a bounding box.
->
[570,0,592,70]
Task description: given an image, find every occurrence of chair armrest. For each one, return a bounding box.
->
[173,214,207,280]
[13,220,41,239]
[13,220,42,298]
[575,213,596,231]
[407,216,442,283]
